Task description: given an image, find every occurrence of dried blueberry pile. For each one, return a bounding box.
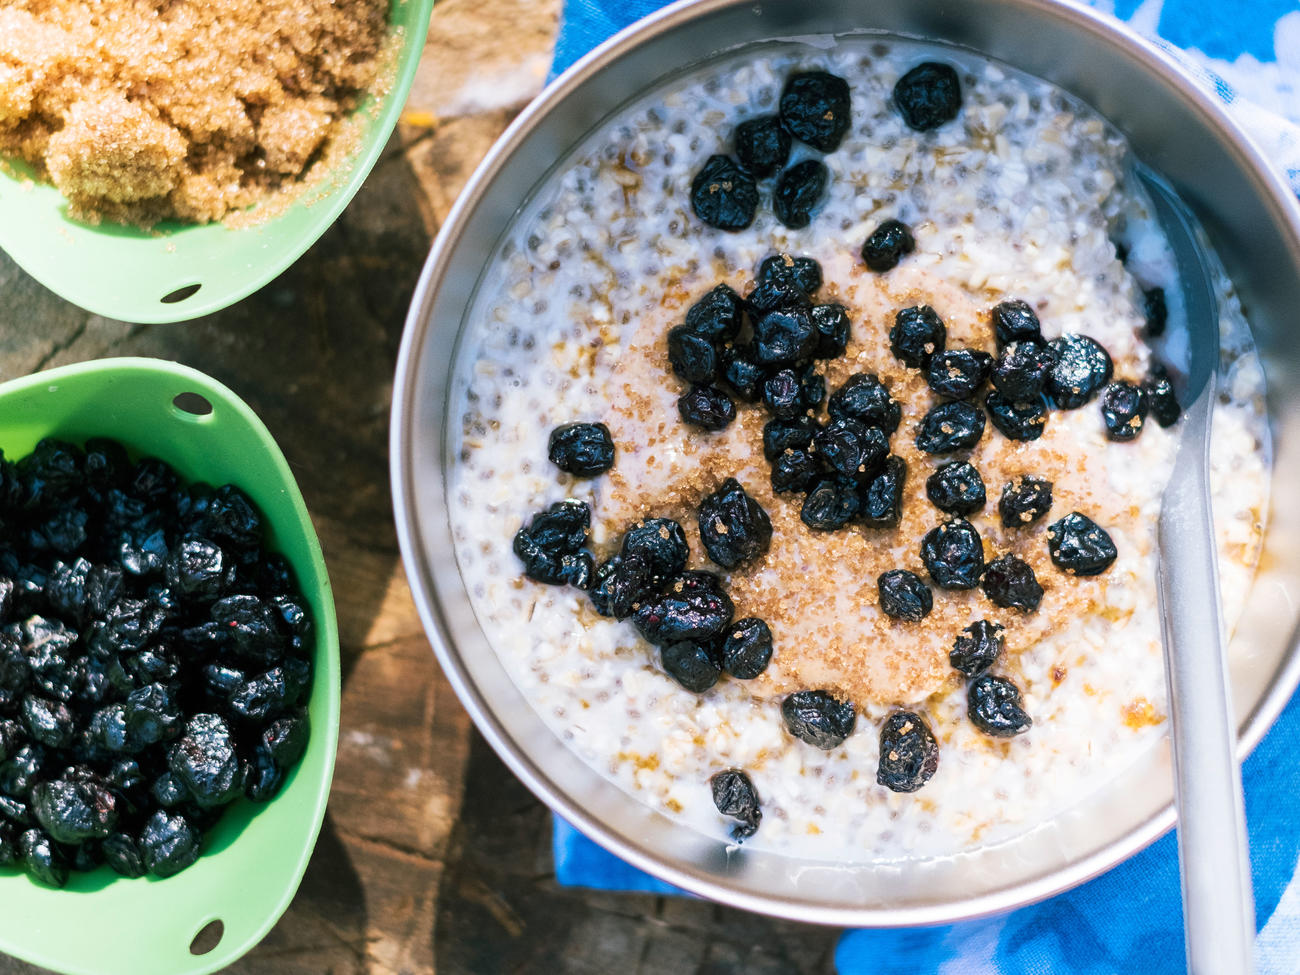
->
[0,438,312,886]
[692,71,852,231]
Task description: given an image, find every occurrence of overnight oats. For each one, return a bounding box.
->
[446,39,1271,859]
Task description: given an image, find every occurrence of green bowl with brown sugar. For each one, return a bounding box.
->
[0,0,435,325]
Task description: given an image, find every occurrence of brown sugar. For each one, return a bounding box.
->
[0,0,391,226]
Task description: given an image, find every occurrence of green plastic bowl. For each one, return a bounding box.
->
[0,358,339,975]
[0,0,435,325]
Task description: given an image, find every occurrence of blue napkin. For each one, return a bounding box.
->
[547,2,1300,971]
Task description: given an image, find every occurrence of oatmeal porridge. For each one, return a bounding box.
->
[446,39,1270,860]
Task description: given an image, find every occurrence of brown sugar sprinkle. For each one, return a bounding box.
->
[0,0,392,226]
[598,261,1130,708]
[1123,697,1164,729]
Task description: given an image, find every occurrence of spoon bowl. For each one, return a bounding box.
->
[0,358,339,975]
[0,0,435,325]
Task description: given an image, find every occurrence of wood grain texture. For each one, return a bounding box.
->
[0,1,841,971]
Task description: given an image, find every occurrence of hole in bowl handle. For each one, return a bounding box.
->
[172,392,214,418]
[162,284,202,304]
[189,919,224,956]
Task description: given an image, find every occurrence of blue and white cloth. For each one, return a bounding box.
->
[547,2,1300,971]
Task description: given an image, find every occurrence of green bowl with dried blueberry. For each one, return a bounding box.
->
[0,358,338,975]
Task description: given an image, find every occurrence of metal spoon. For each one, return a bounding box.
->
[1140,162,1255,974]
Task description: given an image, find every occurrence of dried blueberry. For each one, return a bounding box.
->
[890,305,946,368]
[690,155,759,231]
[262,713,309,768]
[926,349,993,401]
[991,299,1042,347]
[513,500,591,585]
[709,768,761,841]
[925,462,985,516]
[878,569,933,621]
[950,620,1005,678]
[1046,334,1113,409]
[684,284,745,344]
[22,695,75,749]
[859,455,907,529]
[893,62,962,131]
[678,384,737,431]
[861,219,915,272]
[721,618,773,679]
[102,832,146,878]
[122,682,183,747]
[781,690,856,749]
[916,401,985,453]
[199,484,262,551]
[770,450,819,495]
[163,537,228,601]
[763,417,819,460]
[1144,286,1168,338]
[752,305,819,367]
[20,828,67,888]
[762,369,806,419]
[774,160,828,229]
[660,640,722,694]
[1048,512,1117,576]
[150,772,187,809]
[83,437,129,493]
[758,253,823,296]
[548,422,616,476]
[698,479,772,570]
[920,519,985,590]
[876,710,940,793]
[991,340,1055,401]
[999,476,1053,528]
[139,809,199,878]
[779,71,852,151]
[116,525,168,575]
[1100,381,1148,442]
[16,438,84,509]
[812,303,852,359]
[968,674,1033,737]
[210,594,287,664]
[815,419,888,484]
[798,365,827,412]
[229,669,295,724]
[985,391,1048,441]
[621,518,689,586]
[243,744,285,802]
[982,555,1043,612]
[733,115,791,177]
[1144,364,1182,428]
[588,555,654,620]
[720,345,766,402]
[828,373,901,434]
[32,779,118,843]
[167,713,242,808]
[634,571,734,647]
[746,277,810,317]
[801,479,860,531]
[667,326,719,386]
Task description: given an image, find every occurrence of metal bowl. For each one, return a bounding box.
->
[391,0,1300,925]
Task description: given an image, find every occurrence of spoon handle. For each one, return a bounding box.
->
[1157,382,1255,975]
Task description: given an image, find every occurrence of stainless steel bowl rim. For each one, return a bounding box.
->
[392,0,1300,927]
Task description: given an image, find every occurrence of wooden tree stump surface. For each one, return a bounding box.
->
[0,2,840,971]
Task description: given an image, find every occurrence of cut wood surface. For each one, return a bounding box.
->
[0,1,838,971]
